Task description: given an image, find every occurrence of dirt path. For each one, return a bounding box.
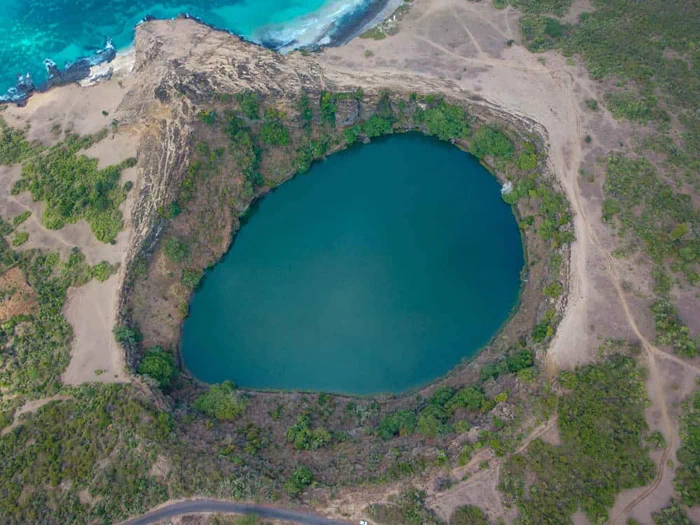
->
[0,395,71,436]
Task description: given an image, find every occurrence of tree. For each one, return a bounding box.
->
[471,126,514,159]
[113,325,142,345]
[137,346,177,388]
[284,465,313,497]
[194,381,247,421]
[163,238,191,263]
[377,409,417,439]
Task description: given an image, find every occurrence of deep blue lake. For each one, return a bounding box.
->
[181,134,524,394]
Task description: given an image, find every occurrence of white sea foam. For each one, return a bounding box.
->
[253,0,374,52]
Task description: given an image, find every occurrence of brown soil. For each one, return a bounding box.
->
[0,266,38,322]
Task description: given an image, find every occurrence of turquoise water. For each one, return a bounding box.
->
[181,134,524,394]
[0,0,374,93]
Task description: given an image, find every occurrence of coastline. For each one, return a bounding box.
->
[330,0,403,45]
[0,0,402,107]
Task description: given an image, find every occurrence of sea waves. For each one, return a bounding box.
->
[0,0,391,105]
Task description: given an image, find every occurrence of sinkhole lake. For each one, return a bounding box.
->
[181,134,524,394]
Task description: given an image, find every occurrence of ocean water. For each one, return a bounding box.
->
[181,134,524,394]
[0,0,378,93]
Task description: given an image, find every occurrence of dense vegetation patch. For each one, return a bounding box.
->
[0,242,116,396]
[3,126,135,243]
[0,118,35,165]
[194,381,248,422]
[499,354,655,523]
[0,385,172,522]
[674,389,700,506]
[496,0,572,16]
[136,346,178,388]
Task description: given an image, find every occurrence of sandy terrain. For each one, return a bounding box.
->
[62,273,129,384]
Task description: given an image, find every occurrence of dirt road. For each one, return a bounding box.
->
[122,499,352,525]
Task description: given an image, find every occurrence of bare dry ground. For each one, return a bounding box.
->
[62,274,129,384]
[0,266,37,322]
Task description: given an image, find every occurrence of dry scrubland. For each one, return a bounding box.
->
[0,0,697,524]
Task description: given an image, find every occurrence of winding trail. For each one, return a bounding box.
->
[558,64,698,521]
[121,500,352,525]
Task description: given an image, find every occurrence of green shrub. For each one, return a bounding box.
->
[417,405,449,437]
[12,141,134,243]
[446,386,486,412]
[286,413,331,450]
[585,99,598,111]
[509,0,572,16]
[284,465,313,497]
[320,91,337,127]
[605,91,666,124]
[260,108,290,145]
[181,269,203,288]
[197,109,217,125]
[454,419,471,434]
[516,143,538,171]
[415,99,471,141]
[163,238,191,263]
[359,27,387,40]
[646,431,667,449]
[137,346,177,388]
[297,92,313,129]
[90,261,116,282]
[12,211,31,226]
[471,126,514,160]
[113,325,142,346]
[674,390,700,505]
[377,409,417,439]
[429,386,456,407]
[0,118,37,165]
[652,499,692,525]
[501,355,655,523]
[194,381,247,421]
[235,91,260,120]
[604,155,697,285]
[363,115,393,137]
[11,231,28,247]
[650,299,697,358]
[343,124,363,145]
[519,15,569,52]
[543,281,563,297]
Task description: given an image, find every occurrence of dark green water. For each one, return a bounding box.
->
[181,134,523,394]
